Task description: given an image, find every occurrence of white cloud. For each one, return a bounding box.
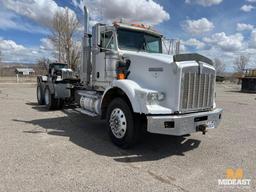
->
[2,0,168,33]
[0,38,53,63]
[40,38,54,50]
[179,44,187,53]
[249,30,256,48]
[240,5,254,12]
[236,23,254,31]
[76,0,170,25]
[0,39,25,51]
[185,0,223,6]
[72,0,84,11]
[246,0,256,3]
[0,7,48,34]
[0,10,21,30]
[0,1,80,63]
[182,18,214,35]
[2,0,77,27]
[183,38,205,49]
[203,32,244,52]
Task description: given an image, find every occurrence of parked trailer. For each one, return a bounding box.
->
[37,4,223,148]
[241,69,256,93]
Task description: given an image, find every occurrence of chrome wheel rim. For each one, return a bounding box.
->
[37,86,41,101]
[45,89,49,105]
[109,108,127,139]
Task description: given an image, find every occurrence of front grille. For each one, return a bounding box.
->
[180,72,214,112]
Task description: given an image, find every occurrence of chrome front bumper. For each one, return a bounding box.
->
[147,108,223,136]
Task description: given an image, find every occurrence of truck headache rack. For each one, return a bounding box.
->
[173,53,213,66]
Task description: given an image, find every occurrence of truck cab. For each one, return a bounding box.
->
[79,18,223,148]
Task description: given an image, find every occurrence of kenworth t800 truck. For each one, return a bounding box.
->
[36,5,223,148]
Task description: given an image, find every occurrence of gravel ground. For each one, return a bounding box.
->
[0,83,255,192]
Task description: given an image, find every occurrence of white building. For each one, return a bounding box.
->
[15,68,35,76]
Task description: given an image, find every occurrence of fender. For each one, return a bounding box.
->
[101,79,172,114]
[102,79,142,113]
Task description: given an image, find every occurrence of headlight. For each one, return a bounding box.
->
[147,92,165,104]
[147,93,158,104]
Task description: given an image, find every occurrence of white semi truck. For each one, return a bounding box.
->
[36,5,223,148]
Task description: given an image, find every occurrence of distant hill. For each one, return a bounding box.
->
[0,62,35,68]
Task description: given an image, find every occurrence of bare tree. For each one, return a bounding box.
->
[35,58,49,75]
[49,8,80,70]
[233,55,250,74]
[214,58,226,76]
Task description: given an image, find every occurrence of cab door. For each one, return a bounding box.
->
[94,30,117,83]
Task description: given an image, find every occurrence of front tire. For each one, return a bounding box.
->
[106,98,140,148]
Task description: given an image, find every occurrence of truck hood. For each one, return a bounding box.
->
[118,50,215,114]
[118,50,179,113]
[120,50,174,64]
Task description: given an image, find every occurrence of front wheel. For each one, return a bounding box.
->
[106,98,140,148]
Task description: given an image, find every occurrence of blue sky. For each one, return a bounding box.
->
[0,0,256,71]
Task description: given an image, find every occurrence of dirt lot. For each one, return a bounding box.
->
[0,83,255,192]
[0,76,36,83]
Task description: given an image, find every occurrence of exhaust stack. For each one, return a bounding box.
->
[80,5,92,86]
[84,6,89,35]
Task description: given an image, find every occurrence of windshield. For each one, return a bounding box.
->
[51,63,68,70]
[117,28,162,53]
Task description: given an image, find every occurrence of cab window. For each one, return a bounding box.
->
[100,31,116,50]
